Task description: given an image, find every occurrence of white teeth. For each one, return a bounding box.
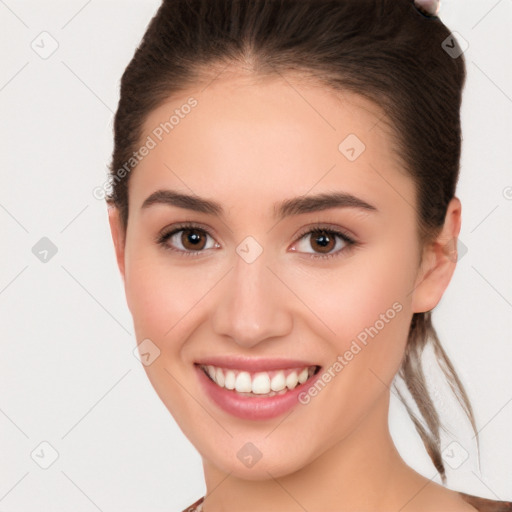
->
[251,373,271,394]
[235,371,252,393]
[224,370,236,390]
[215,367,225,387]
[202,364,317,395]
[270,372,286,392]
[285,371,298,390]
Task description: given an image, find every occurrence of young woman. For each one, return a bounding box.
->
[105,0,512,510]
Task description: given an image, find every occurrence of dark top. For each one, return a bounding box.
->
[181,492,512,512]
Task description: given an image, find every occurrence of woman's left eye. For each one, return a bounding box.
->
[156,223,357,260]
[291,228,356,260]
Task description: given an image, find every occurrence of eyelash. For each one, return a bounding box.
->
[156,222,358,260]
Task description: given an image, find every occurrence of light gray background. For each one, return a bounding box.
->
[1,0,511,510]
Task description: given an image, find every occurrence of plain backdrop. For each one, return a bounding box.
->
[1,0,511,510]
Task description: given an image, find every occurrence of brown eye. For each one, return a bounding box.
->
[180,228,207,250]
[291,226,356,260]
[158,224,218,255]
[309,230,336,254]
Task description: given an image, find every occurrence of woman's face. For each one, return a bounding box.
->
[109,72,441,479]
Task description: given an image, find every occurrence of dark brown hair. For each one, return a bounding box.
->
[106,0,477,484]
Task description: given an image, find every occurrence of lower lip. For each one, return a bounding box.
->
[195,364,322,421]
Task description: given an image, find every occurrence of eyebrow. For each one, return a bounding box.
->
[141,189,378,219]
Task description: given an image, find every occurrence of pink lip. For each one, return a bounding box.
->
[194,356,318,372]
[195,363,322,421]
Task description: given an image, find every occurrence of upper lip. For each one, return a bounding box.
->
[194,356,320,372]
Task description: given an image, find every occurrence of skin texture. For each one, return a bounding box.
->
[108,71,475,511]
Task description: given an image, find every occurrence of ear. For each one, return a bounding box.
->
[107,205,126,284]
[411,197,462,313]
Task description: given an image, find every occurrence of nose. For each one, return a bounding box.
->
[211,247,293,349]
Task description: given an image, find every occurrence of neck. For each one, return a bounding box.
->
[201,391,419,512]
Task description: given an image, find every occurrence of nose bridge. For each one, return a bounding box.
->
[212,239,293,347]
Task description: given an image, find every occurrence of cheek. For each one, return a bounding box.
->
[124,253,196,344]
[293,245,415,336]
[279,251,415,447]
[123,255,207,425]
[287,244,416,389]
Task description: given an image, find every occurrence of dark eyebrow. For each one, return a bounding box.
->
[276,191,377,217]
[141,189,223,216]
[141,189,378,218]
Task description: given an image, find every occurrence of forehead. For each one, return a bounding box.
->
[129,72,414,219]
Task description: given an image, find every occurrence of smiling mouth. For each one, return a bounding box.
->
[197,363,322,397]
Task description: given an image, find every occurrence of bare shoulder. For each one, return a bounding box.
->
[415,485,479,512]
[395,469,479,512]
[432,488,479,512]
[413,477,512,512]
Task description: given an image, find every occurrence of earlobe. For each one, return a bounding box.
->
[107,205,126,283]
[411,197,462,313]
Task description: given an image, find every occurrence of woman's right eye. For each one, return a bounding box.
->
[157,224,219,256]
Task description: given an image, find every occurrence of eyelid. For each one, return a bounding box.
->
[157,221,217,241]
[292,222,357,245]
